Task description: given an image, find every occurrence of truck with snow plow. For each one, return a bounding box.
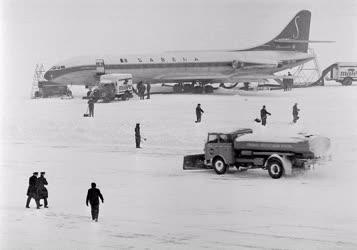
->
[183,128,330,179]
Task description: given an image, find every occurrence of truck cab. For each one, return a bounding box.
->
[204,129,253,167]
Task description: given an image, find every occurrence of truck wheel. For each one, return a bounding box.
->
[342,77,352,86]
[213,157,227,175]
[267,159,284,179]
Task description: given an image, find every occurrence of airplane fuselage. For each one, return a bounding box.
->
[44,50,314,86]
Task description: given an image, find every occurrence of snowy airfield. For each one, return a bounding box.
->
[0,84,357,249]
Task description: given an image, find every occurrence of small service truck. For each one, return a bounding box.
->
[34,81,72,98]
[326,62,357,86]
[183,128,330,179]
[89,73,134,102]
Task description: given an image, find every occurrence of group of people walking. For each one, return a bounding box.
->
[259,103,300,126]
[26,172,48,209]
[26,172,105,222]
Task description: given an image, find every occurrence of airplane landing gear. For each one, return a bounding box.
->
[243,82,250,90]
[204,85,214,93]
[173,83,183,93]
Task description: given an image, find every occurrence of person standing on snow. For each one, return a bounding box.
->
[88,98,95,117]
[260,105,271,126]
[288,72,293,91]
[86,182,104,222]
[26,172,41,209]
[292,103,300,123]
[37,172,49,208]
[146,83,151,99]
[135,123,141,148]
[195,104,204,123]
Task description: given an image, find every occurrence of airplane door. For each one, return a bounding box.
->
[96,59,105,75]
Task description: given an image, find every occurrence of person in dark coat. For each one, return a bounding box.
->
[292,103,300,123]
[260,105,271,126]
[88,98,95,117]
[37,172,49,208]
[137,81,146,100]
[136,81,143,98]
[283,78,288,91]
[26,172,40,209]
[195,104,204,123]
[86,182,104,222]
[146,83,151,99]
[140,84,146,100]
[135,123,141,148]
[288,72,293,91]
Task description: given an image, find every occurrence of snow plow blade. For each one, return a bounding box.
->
[183,154,209,170]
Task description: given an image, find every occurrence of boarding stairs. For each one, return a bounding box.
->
[30,64,46,98]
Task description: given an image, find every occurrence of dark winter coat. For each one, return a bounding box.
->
[260,108,271,119]
[88,99,94,109]
[135,126,141,139]
[196,106,204,117]
[293,105,300,116]
[27,175,38,197]
[36,176,48,199]
[86,188,104,206]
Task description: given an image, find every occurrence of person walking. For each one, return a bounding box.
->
[88,98,95,117]
[146,83,151,99]
[37,172,49,208]
[26,172,40,209]
[135,123,141,148]
[292,103,300,123]
[86,182,104,222]
[260,105,271,126]
[195,104,204,123]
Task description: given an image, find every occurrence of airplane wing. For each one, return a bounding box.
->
[153,73,293,83]
[229,74,293,82]
[152,73,230,82]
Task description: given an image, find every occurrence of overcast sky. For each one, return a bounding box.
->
[0,0,356,98]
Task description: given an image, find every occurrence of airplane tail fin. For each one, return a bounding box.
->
[246,10,311,53]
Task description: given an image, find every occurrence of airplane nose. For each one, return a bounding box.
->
[44,70,52,80]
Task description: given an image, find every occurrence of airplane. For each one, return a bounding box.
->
[43,10,330,94]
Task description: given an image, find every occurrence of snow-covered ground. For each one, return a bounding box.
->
[0,84,357,249]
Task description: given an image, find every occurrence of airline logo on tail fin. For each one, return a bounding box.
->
[293,15,300,39]
[244,10,311,53]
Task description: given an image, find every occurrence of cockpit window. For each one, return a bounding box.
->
[50,65,65,70]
